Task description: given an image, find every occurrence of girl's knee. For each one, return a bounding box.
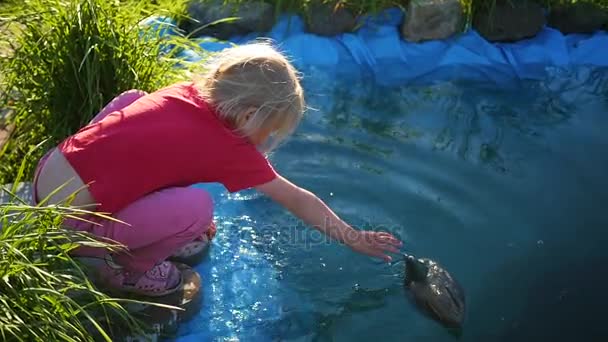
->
[120,187,213,238]
[188,187,214,221]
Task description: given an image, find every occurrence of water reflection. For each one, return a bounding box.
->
[180,66,608,341]
[302,68,608,179]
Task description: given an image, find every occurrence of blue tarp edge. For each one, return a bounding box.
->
[140,7,608,86]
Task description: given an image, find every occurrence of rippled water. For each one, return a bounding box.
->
[180,66,608,341]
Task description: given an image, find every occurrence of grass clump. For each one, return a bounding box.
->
[0,207,144,341]
[0,151,151,341]
[0,0,201,334]
[0,0,205,185]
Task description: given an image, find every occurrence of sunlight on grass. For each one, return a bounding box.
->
[0,0,209,185]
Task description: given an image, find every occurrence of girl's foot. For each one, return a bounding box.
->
[169,221,216,266]
[100,258,183,297]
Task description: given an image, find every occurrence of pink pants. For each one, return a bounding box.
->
[33,90,213,273]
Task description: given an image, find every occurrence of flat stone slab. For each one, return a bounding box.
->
[77,260,202,341]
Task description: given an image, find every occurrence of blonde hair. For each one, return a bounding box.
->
[196,41,305,151]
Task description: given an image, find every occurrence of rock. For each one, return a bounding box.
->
[473,0,545,42]
[548,2,608,34]
[305,3,357,36]
[401,0,464,43]
[93,263,203,341]
[182,0,275,40]
[129,263,202,324]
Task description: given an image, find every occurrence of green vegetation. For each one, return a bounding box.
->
[192,0,608,16]
[0,1,203,340]
[0,0,205,185]
[0,152,155,341]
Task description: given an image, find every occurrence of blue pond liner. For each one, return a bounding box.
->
[138,8,608,341]
[143,8,608,86]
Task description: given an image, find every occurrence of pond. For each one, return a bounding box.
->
[180,65,608,341]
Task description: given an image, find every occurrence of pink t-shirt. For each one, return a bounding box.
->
[58,82,277,213]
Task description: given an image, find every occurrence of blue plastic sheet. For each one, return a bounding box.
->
[137,8,608,341]
[142,7,608,86]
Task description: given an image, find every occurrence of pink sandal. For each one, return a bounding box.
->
[169,222,216,266]
[99,258,183,297]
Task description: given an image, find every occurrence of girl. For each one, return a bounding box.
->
[33,42,403,297]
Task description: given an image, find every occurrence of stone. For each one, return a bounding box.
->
[548,2,608,34]
[401,0,464,43]
[473,0,545,42]
[305,3,357,36]
[92,263,203,341]
[182,0,275,40]
[129,263,202,325]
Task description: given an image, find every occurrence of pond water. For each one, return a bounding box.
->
[179,66,608,341]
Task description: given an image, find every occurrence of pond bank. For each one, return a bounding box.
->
[144,6,608,87]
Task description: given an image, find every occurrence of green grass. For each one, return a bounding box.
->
[0,0,208,185]
[0,3,205,338]
[0,150,170,341]
[0,207,141,341]
[0,2,207,334]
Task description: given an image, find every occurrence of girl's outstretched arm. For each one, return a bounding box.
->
[256,175,402,262]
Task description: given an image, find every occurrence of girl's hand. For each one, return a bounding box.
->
[348,230,402,262]
[256,176,403,263]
